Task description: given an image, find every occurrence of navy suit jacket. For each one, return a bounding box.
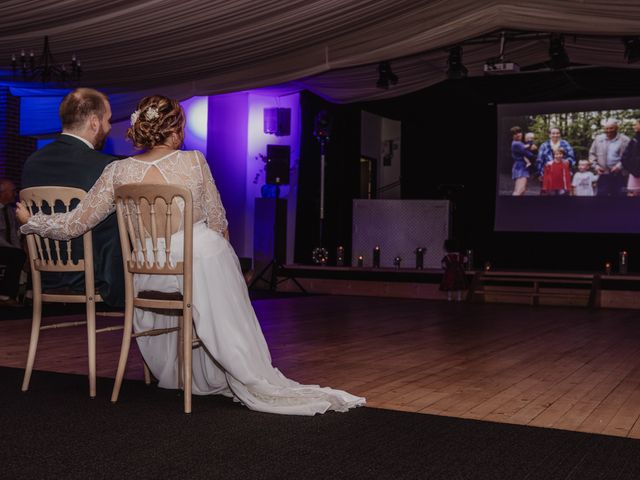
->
[21,134,124,307]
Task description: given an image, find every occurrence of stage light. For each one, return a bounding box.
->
[446,46,468,80]
[623,37,640,63]
[376,61,398,89]
[312,247,329,265]
[548,34,570,70]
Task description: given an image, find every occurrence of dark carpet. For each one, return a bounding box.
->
[1,367,639,480]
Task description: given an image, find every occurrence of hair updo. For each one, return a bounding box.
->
[126,95,185,149]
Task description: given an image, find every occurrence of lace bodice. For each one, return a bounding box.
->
[21,150,228,241]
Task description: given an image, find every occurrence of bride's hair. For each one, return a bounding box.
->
[127,95,185,149]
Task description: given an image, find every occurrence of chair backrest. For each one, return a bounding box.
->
[114,183,193,295]
[20,186,94,276]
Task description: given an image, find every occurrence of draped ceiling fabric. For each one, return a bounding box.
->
[2,0,640,119]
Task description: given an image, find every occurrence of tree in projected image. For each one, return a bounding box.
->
[527,109,640,161]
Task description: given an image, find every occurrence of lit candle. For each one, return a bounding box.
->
[336,246,344,266]
[619,251,628,274]
[357,255,364,267]
[373,246,380,268]
[605,262,612,275]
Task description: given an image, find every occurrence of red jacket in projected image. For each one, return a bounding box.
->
[543,160,572,192]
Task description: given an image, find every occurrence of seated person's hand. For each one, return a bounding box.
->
[15,202,31,225]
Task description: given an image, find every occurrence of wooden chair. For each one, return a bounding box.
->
[110,184,195,413]
[20,186,123,398]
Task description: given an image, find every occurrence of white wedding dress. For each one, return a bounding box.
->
[22,150,365,415]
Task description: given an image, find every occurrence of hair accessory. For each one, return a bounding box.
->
[145,106,159,121]
[130,110,140,126]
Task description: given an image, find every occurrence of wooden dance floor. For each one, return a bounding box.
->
[2,295,640,439]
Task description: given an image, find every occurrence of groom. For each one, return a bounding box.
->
[21,88,124,308]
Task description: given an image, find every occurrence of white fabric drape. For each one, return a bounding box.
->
[2,1,640,114]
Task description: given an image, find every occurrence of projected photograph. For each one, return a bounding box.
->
[498,109,640,197]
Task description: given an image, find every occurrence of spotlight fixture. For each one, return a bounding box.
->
[548,33,570,70]
[446,46,468,79]
[376,61,398,89]
[623,37,640,63]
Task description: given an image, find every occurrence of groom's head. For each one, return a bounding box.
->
[59,88,112,150]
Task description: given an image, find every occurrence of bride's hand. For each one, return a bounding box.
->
[15,202,31,225]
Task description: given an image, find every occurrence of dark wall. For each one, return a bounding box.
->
[362,68,640,272]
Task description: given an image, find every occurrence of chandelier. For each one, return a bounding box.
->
[11,36,82,83]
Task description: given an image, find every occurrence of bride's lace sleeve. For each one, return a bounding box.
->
[20,162,117,241]
[196,151,228,234]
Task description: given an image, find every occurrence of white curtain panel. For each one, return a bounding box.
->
[2,0,640,116]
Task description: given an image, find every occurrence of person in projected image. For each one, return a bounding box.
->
[623,119,640,197]
[542,147,572,196]
[523,132,538,172]
[535,127,575,183]
[510,126,537,195]
[571,159,599,197]
[589,118,630,197]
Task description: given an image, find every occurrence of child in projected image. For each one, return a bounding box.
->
[523,132,538,171]
[440,239,467,302]
[542,147,572,196]
[571,159,599,196]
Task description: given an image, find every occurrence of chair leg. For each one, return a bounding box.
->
[86,296,97,399]
[143,361,152,385]
[111,303,134,403]
[183,307,193,414]
[177,315,184,390]
[22,295,42,392]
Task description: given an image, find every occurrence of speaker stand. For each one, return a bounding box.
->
[249,185,306,293]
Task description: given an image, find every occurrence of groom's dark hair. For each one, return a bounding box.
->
[59,88,108,131]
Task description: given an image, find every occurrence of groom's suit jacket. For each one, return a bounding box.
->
[21,134,124,308]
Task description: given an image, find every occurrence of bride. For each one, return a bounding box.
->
[17,95,365,415]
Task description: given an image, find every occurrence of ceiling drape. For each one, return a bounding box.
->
[2,1,640,118]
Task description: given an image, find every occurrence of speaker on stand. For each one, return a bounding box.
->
[250,145,306,292]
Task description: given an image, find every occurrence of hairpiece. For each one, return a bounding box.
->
[130,110,140,126]
[145,106,160,121]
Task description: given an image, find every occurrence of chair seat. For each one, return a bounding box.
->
[137,290,184,316]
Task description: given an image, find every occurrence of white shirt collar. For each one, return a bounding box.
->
[61,132,95,150]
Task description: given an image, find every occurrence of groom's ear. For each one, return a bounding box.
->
[88,113,100,133]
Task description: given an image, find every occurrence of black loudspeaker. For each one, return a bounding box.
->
[266,144,290,185]
[264,108,291,136]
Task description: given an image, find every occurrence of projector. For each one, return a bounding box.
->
[483,61,520,73]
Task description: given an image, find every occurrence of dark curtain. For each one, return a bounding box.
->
[295,92,360,265]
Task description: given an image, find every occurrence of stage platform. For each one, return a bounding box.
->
[277,265,640,310]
